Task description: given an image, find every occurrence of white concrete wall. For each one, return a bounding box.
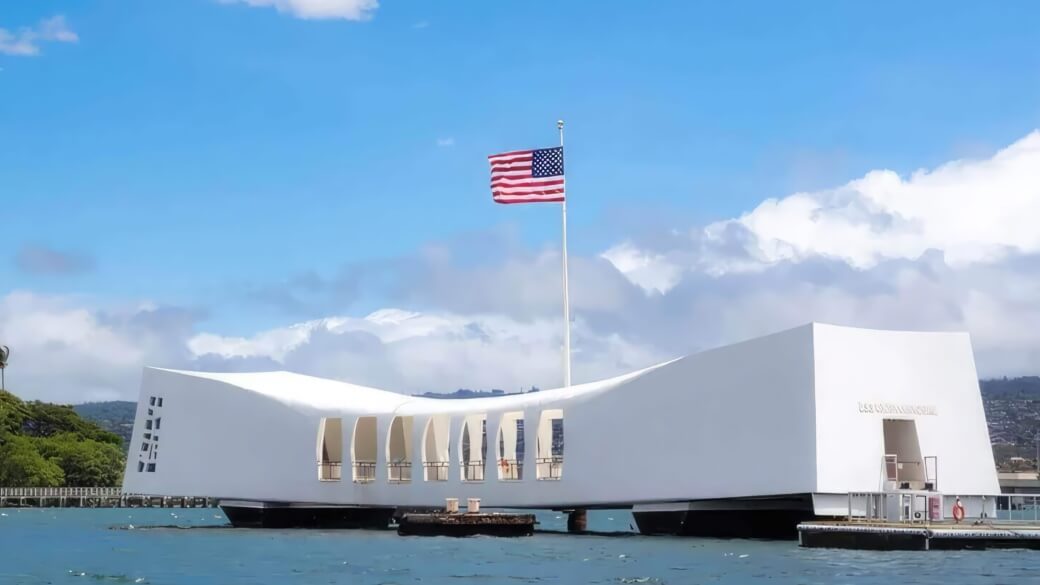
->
[812,324,999,498]
[123,323,998,509]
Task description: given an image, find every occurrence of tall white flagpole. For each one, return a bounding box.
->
[558,119,572,387]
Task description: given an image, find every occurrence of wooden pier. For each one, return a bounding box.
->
[0,487,217,509]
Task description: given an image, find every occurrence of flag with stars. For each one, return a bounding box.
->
[488,146,565,204]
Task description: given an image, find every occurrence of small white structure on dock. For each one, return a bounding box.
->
[121,323,1000,534]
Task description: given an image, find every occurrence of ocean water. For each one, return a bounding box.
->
[0,508,1034,584]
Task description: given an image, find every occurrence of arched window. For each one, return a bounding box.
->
[386,416,414,483]
[495,411,525,481]
[422,415,451,481]
[351,416,377,483]
[316,417,343,481]
[459,413,487,481]
[536,409,564,480]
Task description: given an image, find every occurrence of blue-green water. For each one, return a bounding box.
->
[0,508,1034,584]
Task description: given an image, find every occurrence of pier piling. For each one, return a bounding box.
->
[566,509,588,533]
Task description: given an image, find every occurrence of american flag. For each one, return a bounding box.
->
[488,146,565,204]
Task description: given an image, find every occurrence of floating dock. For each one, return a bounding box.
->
[798,521,1040,550]
[397,512,536,537]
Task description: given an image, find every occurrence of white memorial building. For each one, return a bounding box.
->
[122,323,1000,536]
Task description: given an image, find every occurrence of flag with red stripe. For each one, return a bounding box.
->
[488,146,565,204]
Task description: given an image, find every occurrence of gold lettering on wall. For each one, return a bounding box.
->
[857,402,938,416]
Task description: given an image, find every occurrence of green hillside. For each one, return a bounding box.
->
[0,390,125,487]
[73,401,137,447]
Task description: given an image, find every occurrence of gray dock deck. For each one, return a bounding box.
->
[799,520,1040,550]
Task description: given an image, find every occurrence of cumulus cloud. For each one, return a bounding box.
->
[15,245,94,276]
[6,131,1040,402]
[436,137,455,147]
[0,292,199,403]
[0,15,78,57]
[701,131,1040,271]
[219,0,378,20]
[190,308,665,394]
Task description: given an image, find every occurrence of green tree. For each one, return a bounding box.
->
[36,433,125,487]
[0,435,65,487]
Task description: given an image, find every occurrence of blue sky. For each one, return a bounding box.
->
[3,1,1040,400]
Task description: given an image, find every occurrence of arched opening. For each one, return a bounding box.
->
[459,413,487,482]
[316,417,343,481]
[536,409,564,480]
[496,411,525,480]
[386,415,414,483]
[422,415,451,481]
[351,416,377,483]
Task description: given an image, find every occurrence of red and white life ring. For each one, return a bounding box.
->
[952,500,966,522]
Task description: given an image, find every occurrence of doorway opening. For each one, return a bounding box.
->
[422,415,451,481]
[536,409,564,480]
[386,415,414,483]
[351,416,377,483]
[882,419,926,489]
[316,417,342,481]
[496,411,525,481]
[459,414,487,481]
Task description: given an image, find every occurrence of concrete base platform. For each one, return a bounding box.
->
[397,513,536,537]
[798,522,1040,551]
[220,501,395,529]
[633,495,817,538]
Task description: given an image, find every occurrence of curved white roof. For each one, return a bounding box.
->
[150,356,676,415]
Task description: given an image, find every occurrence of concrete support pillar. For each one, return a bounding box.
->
[567,509,587,533]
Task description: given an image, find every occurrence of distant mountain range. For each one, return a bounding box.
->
[72,401,136,447]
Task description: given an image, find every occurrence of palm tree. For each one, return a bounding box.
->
[0,345,9,391]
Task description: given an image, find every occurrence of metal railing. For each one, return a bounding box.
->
[462,461,485,482]
[497,459,523,480]
[536,457,563,480]
[423,461,449,481]
[387,462,412,483]
[317,461,342,481]
[0,487,124,497]
[352,461,376,483]
[847,491,1040,525]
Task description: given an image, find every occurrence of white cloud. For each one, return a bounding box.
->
[436,137,455,147]
[0,292,196,403]
[702,131,1040,272]
[8,130,1040,402]
[189,308,665,394]
[0,15,78,57]
[601,242,681,294]
[220,0,379,20]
